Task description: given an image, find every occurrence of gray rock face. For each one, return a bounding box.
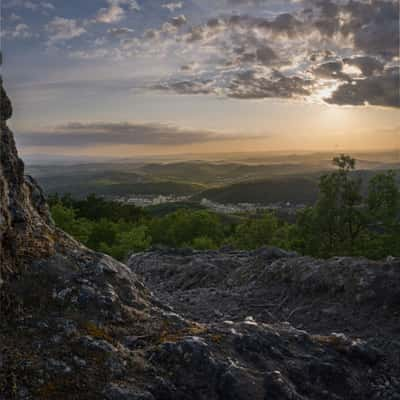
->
[0,79,56,308]
[1,80,400,399]
[129,249,400,399]
[129,248,400,331]
[0,78,13,121]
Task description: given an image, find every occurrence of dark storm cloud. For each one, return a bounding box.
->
[343,57,384,77]
[313,61,350,82]
[326,68,400,108]
[255,46,278,65]
[153,80,216,95]
[232,43,281,67]
[220,0,400,55]
[18,122,252,147]
[152,0,399,107]
[311,0,400,59]
[227,70,312,99]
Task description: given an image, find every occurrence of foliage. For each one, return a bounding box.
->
[51,203,92,243]
[50,157,400,261]
[368,171,399,228]
[191,236,218,250]
[228,212,289,250]
[295,155,365,256]
[49,193,147,223]
[294,155,399,258]
[97,226,152,261]
[149,210,225,248]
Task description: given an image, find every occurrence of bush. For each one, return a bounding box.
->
[230,212,286,250]
[191,236,218,250]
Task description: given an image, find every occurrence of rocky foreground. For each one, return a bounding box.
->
[1,79,400,399]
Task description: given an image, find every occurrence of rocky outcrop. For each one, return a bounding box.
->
[129,248,400,398]
[129,248,400,334]
[0,78,54,290]
[1,79,400,399]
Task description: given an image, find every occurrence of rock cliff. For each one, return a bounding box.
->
[1,79,399,399]
[0,79,54,290]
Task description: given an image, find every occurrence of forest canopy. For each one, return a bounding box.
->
[49,156,400,261]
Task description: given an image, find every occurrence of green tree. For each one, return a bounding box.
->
[103,225,152,261]
[368,171,399,228]
[365,170,400,258]
[230,212,284,250]
[87,219,119,251]
[50,203,92,243]
[295,155,366,257]
[191,236,217,250]
[150,210,224,248]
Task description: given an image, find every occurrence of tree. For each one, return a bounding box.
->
[296,155,366,257]
[366,171,400,258]
[368,171,399,228]
[292,207,320,256]
[150,210,224,248]
[51,203,92,243]
[230,212,284,250]
[191,236,217,250]
[87,219,118,250]
[103,225,152,261]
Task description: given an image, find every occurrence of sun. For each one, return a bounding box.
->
[310,79,342,104]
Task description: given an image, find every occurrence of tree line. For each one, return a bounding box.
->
[49,155,400,261]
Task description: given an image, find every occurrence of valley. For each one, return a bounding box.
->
[26,152,400,211]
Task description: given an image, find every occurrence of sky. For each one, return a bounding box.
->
[1,0,399,159]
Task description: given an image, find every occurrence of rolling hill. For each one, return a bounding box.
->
[193,177,320,205]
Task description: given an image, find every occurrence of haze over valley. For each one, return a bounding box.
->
[27,150,400,211]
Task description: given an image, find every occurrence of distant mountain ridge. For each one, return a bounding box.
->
[26,157,400,203]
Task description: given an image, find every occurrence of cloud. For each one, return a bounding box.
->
[46,17,86,43]
[18,121,255,148]
[169,14,187,28]
[342,57,384,77]
[3,0,54,12]
[152,70,313,100]
[141,0,399,108]
[153,80,216,95]
[95,0,140,24]
[343,0,399,59]
[226,0,304,5]
[7,0,397,109]
[227,70,312,99]
[108,27,135,36]
[96,3,125,23]
[9,13,22,21]
[313,61,350,82]
[325,68,400,108]
[162,2,184,12]
[180,62,199,72]
[2,23,33,39]
[12,23,32,38]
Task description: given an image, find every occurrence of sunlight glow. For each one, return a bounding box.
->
[309,80,342,104]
